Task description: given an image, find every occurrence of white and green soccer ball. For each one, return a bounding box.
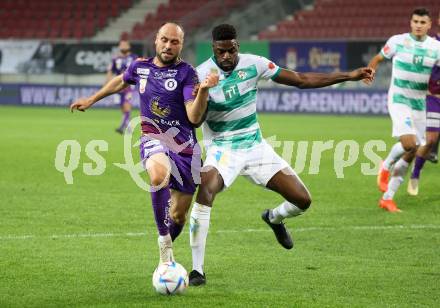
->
[152,261,188,295]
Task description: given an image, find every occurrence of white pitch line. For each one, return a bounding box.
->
[1,224,439,241]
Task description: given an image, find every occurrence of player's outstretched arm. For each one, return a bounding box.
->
[185,73,219,125]
[70,74,128,112]
[363,53,385,84]
[272,67,374,89]
[104,69,114,86]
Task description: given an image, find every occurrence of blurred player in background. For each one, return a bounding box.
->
[106,40,138,134]
[70,23,218,265]
[368,8,440,212]
[188,24,373,286]
[408,10,440,195]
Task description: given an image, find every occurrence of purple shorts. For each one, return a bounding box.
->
[119,87,134,106]
[139,135,201,194]
[426,95,440,132]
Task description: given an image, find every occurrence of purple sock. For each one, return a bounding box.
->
[119,111,130,130]
[411,156,426,179]
[150,186,171,236]
[169,219,184,241]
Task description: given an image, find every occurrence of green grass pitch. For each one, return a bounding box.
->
[0,106,439,307]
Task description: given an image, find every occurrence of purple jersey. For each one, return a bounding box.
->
[428,34,440,95]
[110,53,138,75]
[123,57,199,154]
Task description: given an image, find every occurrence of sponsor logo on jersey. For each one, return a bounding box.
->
[154,70,178,79]
[160,119,181,126]
[268,62,275,69]
[137,68,150,75]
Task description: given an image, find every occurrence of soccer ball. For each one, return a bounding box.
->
[152,261,188,295]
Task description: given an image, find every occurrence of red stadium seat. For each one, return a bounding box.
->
[258,0,439,40]
[128,0,248,41]
[0,0,134,39]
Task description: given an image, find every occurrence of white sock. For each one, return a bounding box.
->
[383,158,409,200]
[270,201,304,224]
[383,142,405,170]
[189,203,211,275]
[158,234,173,264]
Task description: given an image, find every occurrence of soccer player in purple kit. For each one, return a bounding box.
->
[70,23,219,264]
[408,12,440,195]
[105,40,138,134]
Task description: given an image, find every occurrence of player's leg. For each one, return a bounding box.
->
[168,189,193,241]
[144,151,174,263]
[380,107,425,211]
[377,104,416,192]
[263,168,311,249]
[189,166,225,286]
[380,134,417,212]
[240,140,310,249]
[189,147,242,286]
[116,92,131,133]
[166,150,201,241]
[122,101,132,133]
[408,131,439,195]
[426,95,440,164]
[427,135,439,163]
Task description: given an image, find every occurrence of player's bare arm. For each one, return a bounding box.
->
[185,72,219,125]
[104,69,114,85]
[272,67,374,89]
[364,53,384,84]
[70,74,129,112]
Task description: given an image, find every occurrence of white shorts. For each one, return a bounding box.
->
[203,140,293,188]
[388,102,426,145]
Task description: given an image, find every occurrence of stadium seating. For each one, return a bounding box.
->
[259,0,440,40]
[122,0,248,41]
[0,0,134,39]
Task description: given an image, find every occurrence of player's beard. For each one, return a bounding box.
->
[158,52,178,65]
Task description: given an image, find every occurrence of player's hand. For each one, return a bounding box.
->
[349,67,375,83]
[200,73,219,89]
[362,67,376,85]
[70,98,93,113]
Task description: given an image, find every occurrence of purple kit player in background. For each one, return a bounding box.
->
[70,23,218,264]
[408,17,440,195]
[105,40,138,134]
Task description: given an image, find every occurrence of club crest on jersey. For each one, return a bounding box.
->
[139,78,147,94]
[237,71,247,80]
[150,97,170,118]
[164,78,178,91]
[403,38,412,48]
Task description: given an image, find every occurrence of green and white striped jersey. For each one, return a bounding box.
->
[381,33,440,110]
[197,54,281,149]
